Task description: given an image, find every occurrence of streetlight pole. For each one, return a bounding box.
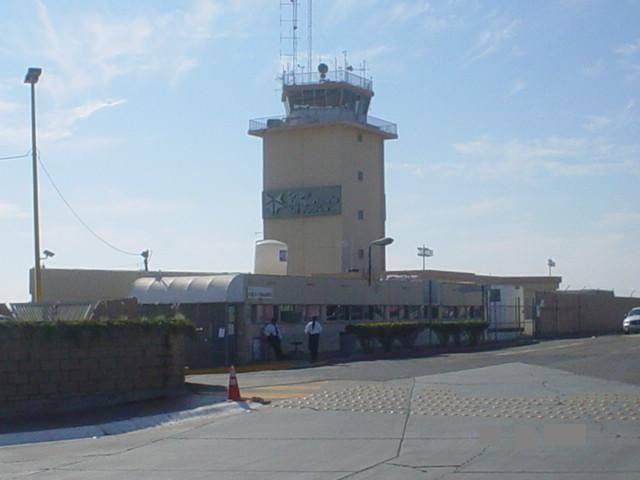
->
[417,244,433,271]
[547,258,556,277]
[368,237,394,286]
[25,67,42,303]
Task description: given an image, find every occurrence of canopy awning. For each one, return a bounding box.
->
[130,275,246,304]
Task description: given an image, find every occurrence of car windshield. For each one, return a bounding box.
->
[628,308,640,316]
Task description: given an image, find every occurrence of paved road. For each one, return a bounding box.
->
[2,335,640,479]
[192,335,640,395]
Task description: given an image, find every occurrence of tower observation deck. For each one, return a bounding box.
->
[249,66,397,139]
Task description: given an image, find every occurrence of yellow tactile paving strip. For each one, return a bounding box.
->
[241,381,328,401]
[274,384,640,422]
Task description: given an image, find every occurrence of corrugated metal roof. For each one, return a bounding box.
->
[129,275,246,304]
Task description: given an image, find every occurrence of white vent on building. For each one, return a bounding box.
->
[254,240,288,275]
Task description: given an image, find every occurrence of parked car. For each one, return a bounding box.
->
[622,307,640,334]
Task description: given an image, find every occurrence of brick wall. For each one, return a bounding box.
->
[0,328,187,419]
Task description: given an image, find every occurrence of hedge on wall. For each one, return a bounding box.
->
[345,319,490,352]
[428,320,489,347]
[345,321,430,353]
[0,314,195,340]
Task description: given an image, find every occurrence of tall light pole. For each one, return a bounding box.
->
[368,237,394,286]
[25,67,42,303]
[417,244,433,271]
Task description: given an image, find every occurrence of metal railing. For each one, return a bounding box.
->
[249,111,397,137]
[282,69,373,91]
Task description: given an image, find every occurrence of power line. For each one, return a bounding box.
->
[0,151,30,162]
[37,153,141,257]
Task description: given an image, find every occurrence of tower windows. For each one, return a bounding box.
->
[357,210,364,220]
[357,171,364,181]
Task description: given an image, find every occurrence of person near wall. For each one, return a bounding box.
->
[304,316,323,363]
[264,318,285,360]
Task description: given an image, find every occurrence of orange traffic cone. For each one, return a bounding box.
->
[227,365,241,401]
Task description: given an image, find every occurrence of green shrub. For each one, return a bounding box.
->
[428,320,489,347]
[345,321,429,353]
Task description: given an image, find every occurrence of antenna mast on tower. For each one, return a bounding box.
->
[280,0,313,83]
[279,0,298,80]
[307,0,313,74]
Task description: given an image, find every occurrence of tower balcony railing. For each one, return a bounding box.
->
[249,110,397,137]
[282,69,373,92]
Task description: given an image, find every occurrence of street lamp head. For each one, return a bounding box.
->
[42,249,55,259]
[24,67,42,85]
[370,237,394,247]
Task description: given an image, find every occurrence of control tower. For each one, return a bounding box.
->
[249,65,397,277]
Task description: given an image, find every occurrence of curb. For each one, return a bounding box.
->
[188,362,295,375]
[0,400,255,448]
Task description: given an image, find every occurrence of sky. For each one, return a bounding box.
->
[1,0,639,302]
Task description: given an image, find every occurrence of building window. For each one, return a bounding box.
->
[357,133,363,143]
[358,248,364,260]
[357,171,364,181]
[349,305,370,321]
[326,305,348,321]
[357,210,364,220]
[278,305,304,323]
[388,305,401,321]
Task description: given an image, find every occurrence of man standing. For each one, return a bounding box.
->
[264,318,285,360]
[304,316,323,363]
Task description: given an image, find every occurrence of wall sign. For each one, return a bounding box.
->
[248,286,274,300]
[262,185,342,219]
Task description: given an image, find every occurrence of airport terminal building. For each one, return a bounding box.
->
[22,66,562,367]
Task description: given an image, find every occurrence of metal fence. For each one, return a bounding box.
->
[282,69,373,91]
[10,302,94,321]
[486,303,535,341]
[249,111,397,137]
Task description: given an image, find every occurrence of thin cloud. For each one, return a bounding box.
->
[387,162,425,177]
[506,79,526,98]
[43,99,126,141]
[0,202,28,219]
[450,135,639,178]
[615,39,640,56]
[468,19,520,63]
[29,0,225,99]
[582,59,604,77]
[388,2,431,22]
[598,211,640,228]
[583,115,612,132]
[0,100,19,114]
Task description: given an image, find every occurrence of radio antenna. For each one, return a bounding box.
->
[307,0,313,74]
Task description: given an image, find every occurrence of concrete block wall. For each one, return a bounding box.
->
[536,292,639,337]
[0,328,187,418]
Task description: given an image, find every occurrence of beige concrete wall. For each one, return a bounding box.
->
[37,269,215,303]
[536,292,639,337]
[262,123,387,276]
[39,268,143,302]
[247,274,484,307]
